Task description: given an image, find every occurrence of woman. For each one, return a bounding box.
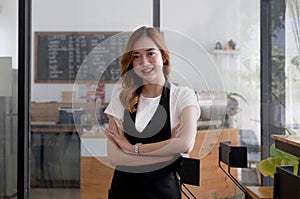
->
[105,26,200,199]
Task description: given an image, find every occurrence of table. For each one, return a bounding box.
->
[272,135,300,157]
[272,134,300,175]
[245,186,273,199]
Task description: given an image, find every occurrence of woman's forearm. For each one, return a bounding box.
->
[138,135,194,156]
[106,105,199,158]
[107,141,176,166]
[138,106,198,156]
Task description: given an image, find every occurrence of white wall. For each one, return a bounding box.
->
[0,0,18,68]
[161,0,260,89]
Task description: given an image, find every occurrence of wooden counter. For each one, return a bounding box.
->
[272,134,300,157]
[31,102,96,123]
[31,124,88,133]
[245,186,273,199]
[184,128,241,198]
[80,128,241,199]
[80,157,114,199]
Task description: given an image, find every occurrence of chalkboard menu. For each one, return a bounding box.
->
[34,32,130,83]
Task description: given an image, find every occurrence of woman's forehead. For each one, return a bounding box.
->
[133,36,159,51]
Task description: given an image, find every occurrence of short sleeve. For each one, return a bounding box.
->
[176,86,201,119]
[104,88,125,121]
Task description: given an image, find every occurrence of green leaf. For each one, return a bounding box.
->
[284,127,297,135]
[227,92,247,103]
[258,130,300,177]
[270,144,298,162]
[258,156,299,178]
[258,157,277,177]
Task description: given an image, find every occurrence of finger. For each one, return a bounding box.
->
[173,121,182,132]
[114,118,123,130]
[179,119,184,127]
[118,121,124,132]
[172,122,184,138]
[179,124,184,132]
[106,129,117,134]
[174,120,181,128]
[106,129,122,141]
[105,131,118,146]
[112,119,123,135]
[108,132,122,146]
[116,125,123,135]
[118,125,124,136]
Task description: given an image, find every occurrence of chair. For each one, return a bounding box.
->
[239,129,261,186]
[179,157,200,199]
[218,141,252,199]
[273,166,300,199]
[239,129,260,167]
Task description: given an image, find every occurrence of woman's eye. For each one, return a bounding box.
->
[133,55,140,59]
[148,52,156,56]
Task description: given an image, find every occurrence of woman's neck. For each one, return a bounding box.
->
[141,80,165,98]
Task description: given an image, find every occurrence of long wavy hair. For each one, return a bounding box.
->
[119,26,171,113]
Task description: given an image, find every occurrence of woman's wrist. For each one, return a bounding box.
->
[134,143,142,155]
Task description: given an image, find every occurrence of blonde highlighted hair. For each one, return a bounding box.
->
[119,26,171,112]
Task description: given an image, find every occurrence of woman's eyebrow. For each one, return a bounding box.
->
[133,48,157,54]
[146,48,156,51]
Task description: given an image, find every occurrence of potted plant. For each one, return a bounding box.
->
[257,128,299,178]
[225,92,247,127]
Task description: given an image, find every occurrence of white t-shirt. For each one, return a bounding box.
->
[104,83,201,131]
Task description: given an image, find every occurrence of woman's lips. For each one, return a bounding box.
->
[142,67,154,74]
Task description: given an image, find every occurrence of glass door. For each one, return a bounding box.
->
[0,0,18,198]
[161,0,261,198]
[29,1,152,198]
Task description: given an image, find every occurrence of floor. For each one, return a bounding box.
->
[5,172,258,199]
[241,167,260,186]
[4,168,258,199]
[3,189,79,199]
[30,188,79,199]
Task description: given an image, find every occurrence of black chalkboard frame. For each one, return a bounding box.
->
[34,31,126,84]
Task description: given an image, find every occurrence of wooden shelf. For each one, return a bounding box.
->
[213,49,240,55]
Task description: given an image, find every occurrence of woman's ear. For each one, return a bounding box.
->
[162,56,167,63]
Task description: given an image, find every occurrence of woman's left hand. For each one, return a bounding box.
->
[171,119,184,138]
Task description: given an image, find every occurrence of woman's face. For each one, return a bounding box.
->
[132,36,165,84]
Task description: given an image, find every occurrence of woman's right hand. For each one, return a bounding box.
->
[105,116,123,146]
[106,116,136,154]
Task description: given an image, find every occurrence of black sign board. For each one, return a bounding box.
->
[34,32,129,83]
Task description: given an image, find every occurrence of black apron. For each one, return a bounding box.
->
[109,81,182,199]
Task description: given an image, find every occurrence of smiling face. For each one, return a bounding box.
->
[132,36,165,84]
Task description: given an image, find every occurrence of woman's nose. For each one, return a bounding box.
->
[141,55,149,65]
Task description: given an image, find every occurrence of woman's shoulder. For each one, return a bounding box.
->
[170,83,196,97]
[170,83,200,117]
[104,86,124,120]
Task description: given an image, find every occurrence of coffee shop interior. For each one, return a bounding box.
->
[1,0,300,198]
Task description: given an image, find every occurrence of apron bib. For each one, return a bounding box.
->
[109,81,182,199]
